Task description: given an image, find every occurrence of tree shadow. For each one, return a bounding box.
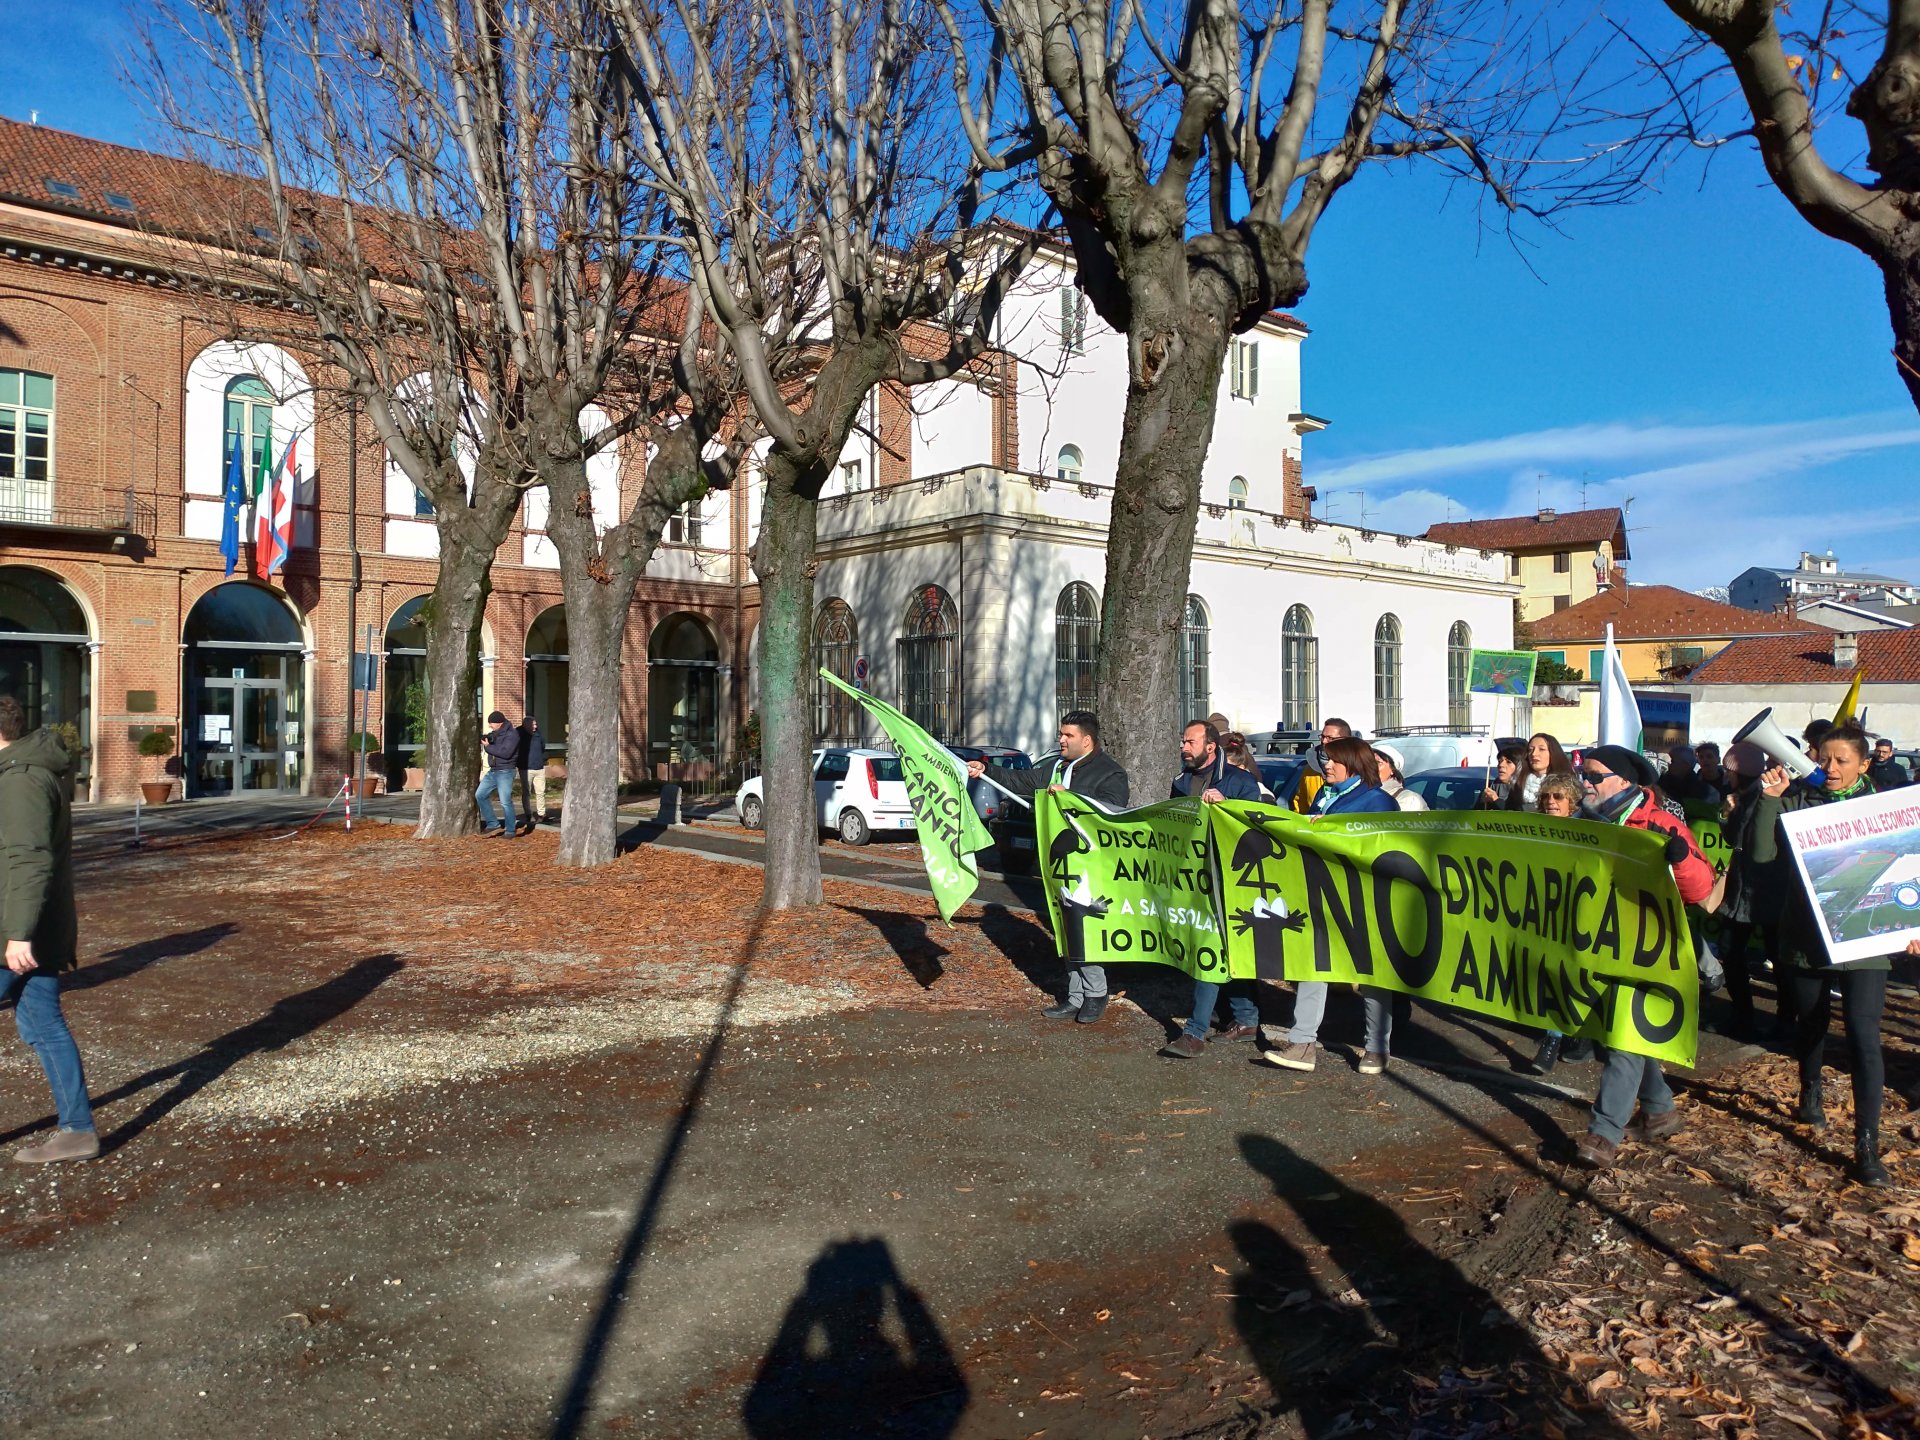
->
[0,953,402,1150]
[1233,1132,1635,1438]
[741,1237,968,1440]
[66,923,241,992]
[549,912,766,1439]
[841,906,948,989]
[972,902,1065,997]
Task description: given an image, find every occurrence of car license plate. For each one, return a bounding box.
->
[1013,837,1035,850]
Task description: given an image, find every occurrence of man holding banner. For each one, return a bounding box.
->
[967,712,1129,1023]
[1573,746,1714,1170]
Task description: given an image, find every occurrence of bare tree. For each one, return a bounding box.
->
[144,0,744,859]
[1656,2,1920,413]
[608,0,1037,909]
[940,0,1661,778]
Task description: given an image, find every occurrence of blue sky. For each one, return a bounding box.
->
[7,5,1918,593]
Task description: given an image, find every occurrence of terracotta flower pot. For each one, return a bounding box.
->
[140,781,172,805]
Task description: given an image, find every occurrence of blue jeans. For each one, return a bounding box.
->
[1185,978,1259,1039]
[475,769,517,832]
[5,969,95,1132]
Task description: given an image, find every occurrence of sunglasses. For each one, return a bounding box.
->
[1579,769,1613,784]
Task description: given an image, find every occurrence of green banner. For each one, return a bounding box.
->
[1683,800,1730,884]
[1209,803,1699,1066]
[1034,790,1228,976]
[818,670,994,923]
[1468,649,1538,696]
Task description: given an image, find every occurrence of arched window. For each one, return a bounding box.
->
[1179,595,1209,721]
[1374,614,1403,732]
[0,565,90,786]
[223,375,274,485]
[1055,444,1083,484]
[812,599,861,744]
[1054,582,1100,716]
[1281,605,1317,730]
[649,613,723,766]
[1447,620,1473,729]
[1227,476,1248,510]
[898,584,959,740]
[525,604,570,756]
[381,596,432,785]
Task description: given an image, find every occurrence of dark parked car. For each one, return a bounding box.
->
[979,749,1053,874]
[1401,767,1494,812]
[951,745,1032,824]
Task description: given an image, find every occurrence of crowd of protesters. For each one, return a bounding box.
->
[972,704,1915,1190]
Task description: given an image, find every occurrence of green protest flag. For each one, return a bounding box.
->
[1467,649,1538,696]
[1208,803,1699,1066]
[1682,800,1730,883]
[1034,790,1228,977]
[816,669,993,922]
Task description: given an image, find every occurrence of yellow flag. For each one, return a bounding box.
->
[1833,669,1863,725]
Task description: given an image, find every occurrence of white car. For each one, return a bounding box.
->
[734,747,917,845]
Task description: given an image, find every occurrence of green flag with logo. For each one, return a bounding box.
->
[817,670,994,922]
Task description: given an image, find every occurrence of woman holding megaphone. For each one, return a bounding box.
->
[1749,724,1892,1187]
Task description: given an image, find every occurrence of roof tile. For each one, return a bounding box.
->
[1691,628,1920,685]
[1528,584,1823,643]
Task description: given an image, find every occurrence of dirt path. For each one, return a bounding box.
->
[1,829,1914,1439]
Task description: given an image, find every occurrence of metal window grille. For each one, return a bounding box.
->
[1447,621,1472,729]
[811,599,861,743]
[898,585,958,741]
[1054,582,1100,717]
[1179,595,1209,721]
[1281,605,1317,730]
[1374,614,1403,732]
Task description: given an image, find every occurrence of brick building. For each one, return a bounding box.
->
[0,118,760,803]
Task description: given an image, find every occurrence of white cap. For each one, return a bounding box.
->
[1372,742,1406,775]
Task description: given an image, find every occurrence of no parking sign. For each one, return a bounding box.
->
[851,655,870,687]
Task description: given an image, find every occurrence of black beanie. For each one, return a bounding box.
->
[1584,744,1654,787]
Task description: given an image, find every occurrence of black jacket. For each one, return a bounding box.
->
[1868,757,1908,790]
[0,729,77,975]
[518,725,547,771]
[993,748,1130,808]
[483,724,521,771]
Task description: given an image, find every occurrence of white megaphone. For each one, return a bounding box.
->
[1733,707,1826,788]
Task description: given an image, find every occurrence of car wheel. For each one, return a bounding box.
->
[740,795,764,830]
[837,807,871,845]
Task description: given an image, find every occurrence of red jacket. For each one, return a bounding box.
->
[1625,788,1714,905]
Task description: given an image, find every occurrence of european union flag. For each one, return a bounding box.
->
[218,434,247,576]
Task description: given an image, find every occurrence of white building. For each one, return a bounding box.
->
[794,245,1519,759]
[1729,551,1920,614]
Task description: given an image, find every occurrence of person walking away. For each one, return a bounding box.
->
[1222,732,1274,800]
[1502,733,1574,812]
[1372,743,1426,811]
[1711,741,1787,1042]
[517,717,548,830]
[0,697,95,1163]
[1163,721,1265,1058]
[1262,736,1400,1076]
[1748,725,1896,1186]
[1572,746,1715,1171]
[476,710,520,837]
[1869,738,1908,789]
[1480,743,1527,808]
[967,711,1129,1023]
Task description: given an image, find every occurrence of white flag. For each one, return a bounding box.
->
[1595,622,1642,751]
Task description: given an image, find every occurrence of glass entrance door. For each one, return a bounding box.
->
[192,677,289,795]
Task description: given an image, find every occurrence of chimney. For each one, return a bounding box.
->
[1536,507,1556,523]
[1833,632,1858,670]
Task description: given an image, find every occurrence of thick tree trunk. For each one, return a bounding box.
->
[753,468,823,910]
[415,543,491,837]
[1882,236,1920,413]
[545,492,636,869]
[1094,316,1234,788]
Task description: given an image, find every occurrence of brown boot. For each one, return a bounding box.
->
[14,1128,99,1164]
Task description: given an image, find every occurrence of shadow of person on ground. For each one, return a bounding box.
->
[1233,1132,1634,1438]
[842,906,948,988]
[973,903,1064,998]
[0,954,402,1151]
[66,923,240,993]
[742,1237,968,1440]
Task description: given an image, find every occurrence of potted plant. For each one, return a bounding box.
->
[348,731,383,798]
[138,728,176,805]
[401,680,429,791]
